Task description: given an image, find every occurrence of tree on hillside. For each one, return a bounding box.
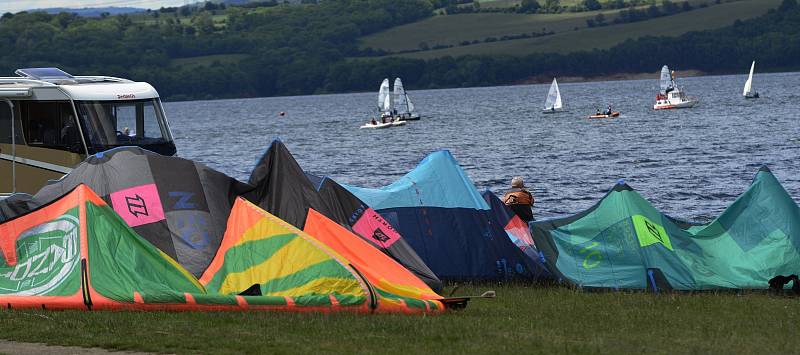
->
[544,0,561,13]
[779,0,798,10]
[583,0,601,11]
[519,0,541,13]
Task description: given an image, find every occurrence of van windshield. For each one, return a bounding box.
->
[75,99,176,155]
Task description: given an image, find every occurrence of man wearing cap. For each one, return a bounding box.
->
[502,176,534,222]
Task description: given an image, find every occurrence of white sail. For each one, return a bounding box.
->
[393,78,407,113]
[743,60,755,96]
[407,94,415,113]
[378,78,390,112]
[382,91,392,113]
[544,78,562,110]
[659,65,671,92]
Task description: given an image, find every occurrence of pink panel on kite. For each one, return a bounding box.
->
[110,184,165,227]
[352,208,401,248]
[505,216,535,248]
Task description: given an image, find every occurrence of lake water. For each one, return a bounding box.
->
[165,71,800,221]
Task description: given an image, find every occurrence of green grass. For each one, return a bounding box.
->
[361,0,779,58]
[170,54,249,68]
[1,284,798,354]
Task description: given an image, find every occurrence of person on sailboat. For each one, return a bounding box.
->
[503,176,534,222]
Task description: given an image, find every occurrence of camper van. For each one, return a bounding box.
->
[0,68,177,195]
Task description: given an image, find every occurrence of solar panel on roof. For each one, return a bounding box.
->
[15,67,74,80]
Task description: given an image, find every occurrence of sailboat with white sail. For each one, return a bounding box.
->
[542,78,564,114]
[361,79,394,129]
[743,60,759,99]
[394,78,421,121]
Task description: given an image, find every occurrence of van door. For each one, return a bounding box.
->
[4,101,86,194]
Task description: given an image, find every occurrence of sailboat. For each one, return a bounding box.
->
[394,78,421,121]
[542,78,563,114]
[361,79,394,129]
[743,60,759,99]
[653,65,698,110]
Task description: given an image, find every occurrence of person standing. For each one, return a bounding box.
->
[502,176,534,222]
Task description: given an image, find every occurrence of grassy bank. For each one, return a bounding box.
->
[361,0,779,58]
[0,284,797,354]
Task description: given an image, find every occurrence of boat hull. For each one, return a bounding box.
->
[744,92,759,99]
[397,114,420,121]
[653,99,698,110]
[588,112,620,119]
[360,122,393,129]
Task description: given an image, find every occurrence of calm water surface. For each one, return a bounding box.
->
[165,71,800,221]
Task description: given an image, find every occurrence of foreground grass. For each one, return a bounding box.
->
[0,284,797,354]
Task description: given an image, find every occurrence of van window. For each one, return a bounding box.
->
[0,103,24,144]
[19,101,83,153]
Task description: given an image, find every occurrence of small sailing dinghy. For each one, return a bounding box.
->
[653,65,698,110]
[743,60,759,99]
[360,121,393,129]
[542,78,563,114]
[394,78,421,121]
[362,79,396,129]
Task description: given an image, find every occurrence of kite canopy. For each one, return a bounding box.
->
[317,177,443,292]
[246,140,443,292]
[247,140,349,229]
[0,186,444,313]
[199,198,444,313]
[482,190,547,272]
[531,167,800,291]
[17,147,252,277]
[343,150,546,281]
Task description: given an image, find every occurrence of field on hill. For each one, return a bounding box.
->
[361,0,780,59]
[0,284,798,354]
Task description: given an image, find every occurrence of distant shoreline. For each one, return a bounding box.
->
[516,70,706,85]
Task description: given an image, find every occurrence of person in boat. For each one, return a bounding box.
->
[605,105,612,115]
[502,176,534,222]
[595,108,601,115]
[370,118,377,125]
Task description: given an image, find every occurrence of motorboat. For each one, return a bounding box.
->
[653,65,698,110]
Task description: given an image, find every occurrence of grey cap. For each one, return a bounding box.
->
[511,176,525,188]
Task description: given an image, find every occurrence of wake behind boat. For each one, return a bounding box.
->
[743,60,759,99]
[542,78,564,114]
[654,65,698,110]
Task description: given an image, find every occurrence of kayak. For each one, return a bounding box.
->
[360,122,393,129]
[588,112,620,119]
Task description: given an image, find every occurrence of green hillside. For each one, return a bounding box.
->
[361,0,780,59]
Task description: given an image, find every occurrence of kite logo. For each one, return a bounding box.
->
[125,194,149,217]
[169,191,196,210]
[110,184,165,227]
[579,241,602,270]
[372,229,390,244]
[633,215,673,251]
[0,215,80,296]
[352,208,401,248]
